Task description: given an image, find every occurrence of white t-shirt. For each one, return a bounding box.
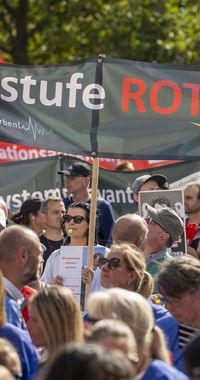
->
[41,245,109,286]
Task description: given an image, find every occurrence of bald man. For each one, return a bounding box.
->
[112,213,148,251]
[0,225,41,329]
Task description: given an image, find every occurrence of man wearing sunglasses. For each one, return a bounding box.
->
[144,204,184,279]
[58,161,115,247]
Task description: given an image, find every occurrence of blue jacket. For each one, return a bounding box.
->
[152,303,187,374]
[5,294,26,330]
[142,359,188,380]
[0,322,39,380]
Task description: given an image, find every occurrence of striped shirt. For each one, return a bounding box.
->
[178,323,200,348]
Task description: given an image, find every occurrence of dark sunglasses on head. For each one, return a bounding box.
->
[98,256,121,270]
[64,215,87,224]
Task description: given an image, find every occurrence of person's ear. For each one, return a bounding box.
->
[160,231,170,242]
[127,271,138,286]
[84,227,89,237]
[30,212,35,221]
[17,246,28,261]
[42,213,47,224]
[133,193,139,204]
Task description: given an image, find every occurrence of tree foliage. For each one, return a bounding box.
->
[0,0,199,65]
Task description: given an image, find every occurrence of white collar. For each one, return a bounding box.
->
[3,277,23,301]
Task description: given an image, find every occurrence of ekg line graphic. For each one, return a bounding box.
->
[28,117,55,140]
[0,115,55,142]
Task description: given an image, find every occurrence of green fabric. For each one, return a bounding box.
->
[147,252,173,278]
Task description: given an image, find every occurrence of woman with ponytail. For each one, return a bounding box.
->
[96,242,153,299]
[11,197,46,236]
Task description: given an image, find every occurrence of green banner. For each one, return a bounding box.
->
[1,58,200,159]
[1,156,200,218]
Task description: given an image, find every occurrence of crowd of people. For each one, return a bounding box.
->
[0,161,199,380]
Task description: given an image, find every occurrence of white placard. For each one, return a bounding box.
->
[59,245,107,309]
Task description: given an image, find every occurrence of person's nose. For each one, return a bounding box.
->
[66,176,72,184]
[67,218,75,226]
[58,212,64,220]
[101,262,109,271]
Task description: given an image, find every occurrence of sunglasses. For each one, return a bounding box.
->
[98,256,121,270]
[64,215,87,224]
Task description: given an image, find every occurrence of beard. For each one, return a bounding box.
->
[22,272,39,285]
[21,255,40,286]
[21,268,39,286]
[186,204,200,215]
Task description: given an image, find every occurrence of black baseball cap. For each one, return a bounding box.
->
[58,162,91,177]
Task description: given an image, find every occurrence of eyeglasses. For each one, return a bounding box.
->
[98,256,121,270]
[146,216,166,231]
[161,289,197,305]
[64,215,87,224]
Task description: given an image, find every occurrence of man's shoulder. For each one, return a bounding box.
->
[145,359,188,380]
[0,322,39,372]
[0,322,29,341]
[64,196,73,207]
[40,235,63,246]
[5,293,18,306]
[40,235,48,244]
[48,248,61,260]
[97,197,112,207]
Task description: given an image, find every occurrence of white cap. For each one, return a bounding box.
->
[0,209,6,228]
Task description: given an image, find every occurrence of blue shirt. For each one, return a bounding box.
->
[152,303,188,374]
[141,359,188,380]
[5,294,26,330]
[0,322,39,380]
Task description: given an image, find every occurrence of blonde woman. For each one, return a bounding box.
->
[0,338,21,379]
[86,318,139,373]
[98,243,153,298]
[28,286,83,365]
[0,365,14,380]
[87,288,188,380]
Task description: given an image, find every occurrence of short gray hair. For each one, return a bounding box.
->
[41,196,64,214]
[156,255,200,297]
